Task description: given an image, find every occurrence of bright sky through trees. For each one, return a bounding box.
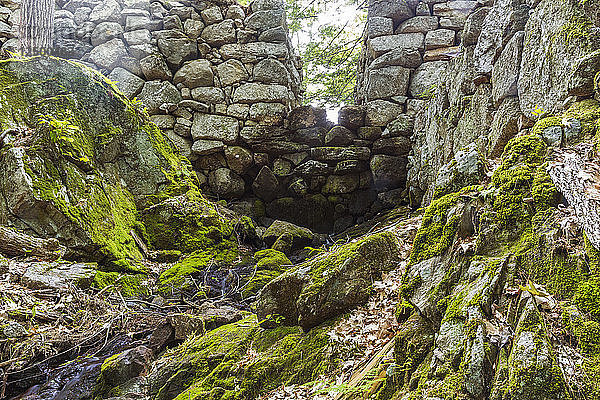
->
[286,0,366,118]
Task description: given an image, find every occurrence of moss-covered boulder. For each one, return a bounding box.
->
[241,249,292,298]
[261,219,315,254]
[256,230,401,330]
[0,57,197,270]
[142,316,339,400]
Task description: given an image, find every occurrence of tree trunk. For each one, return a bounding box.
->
[0,226,65,260]
[19,0,54,56]
[547,143,600,250]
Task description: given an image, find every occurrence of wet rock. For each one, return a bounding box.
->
[97,346,153,390]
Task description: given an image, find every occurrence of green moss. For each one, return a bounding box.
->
[142,191,255,255]
[158,246,239,295]
[24,153,143,271]
[154,316,339,400]
[299,231,398,303]
[490,135,547,227]
[241,250,292,298]
[531,165,559,210]
[554,14,594,51]
[409,192,461,265]
[565,99,600,139]
[501,304,569,399]
[531,116,562,137]
[574,278,600,320]
[0,57,209,271]
[93,271,149,297]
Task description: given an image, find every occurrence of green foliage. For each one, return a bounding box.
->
[286,0,365,107]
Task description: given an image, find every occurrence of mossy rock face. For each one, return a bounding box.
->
[145,316,339,400]
[491,299,569,399]
[256,230,402,330]
[240,249,292,298]
[0,57,197,270]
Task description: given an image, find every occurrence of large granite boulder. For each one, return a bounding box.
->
[256,230,401,330]
[0,57,196,269]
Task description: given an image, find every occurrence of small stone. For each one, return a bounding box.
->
[191,139,224,155]
[3,321,27,338]
[225,146,253,174]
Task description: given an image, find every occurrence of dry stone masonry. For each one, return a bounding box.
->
[0,0,417,233]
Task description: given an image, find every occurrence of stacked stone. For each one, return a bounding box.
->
[352,0,479,206]
[0,0,419,233]
[357,0,477,113]
[236,104,412,233]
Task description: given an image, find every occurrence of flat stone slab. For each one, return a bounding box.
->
[21,261,97,290]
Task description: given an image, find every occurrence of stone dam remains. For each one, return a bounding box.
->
[0,0,597,234]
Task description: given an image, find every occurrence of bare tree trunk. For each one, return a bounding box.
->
[19,0,54,56]
[547,143,600,250]
[0,226,65,260]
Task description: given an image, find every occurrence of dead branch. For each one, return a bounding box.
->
[547,144,600,250]
[0,226,65,260]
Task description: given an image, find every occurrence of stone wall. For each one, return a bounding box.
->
[0,0,415,233]
[356,0,484,206]
[357,0,600,208]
